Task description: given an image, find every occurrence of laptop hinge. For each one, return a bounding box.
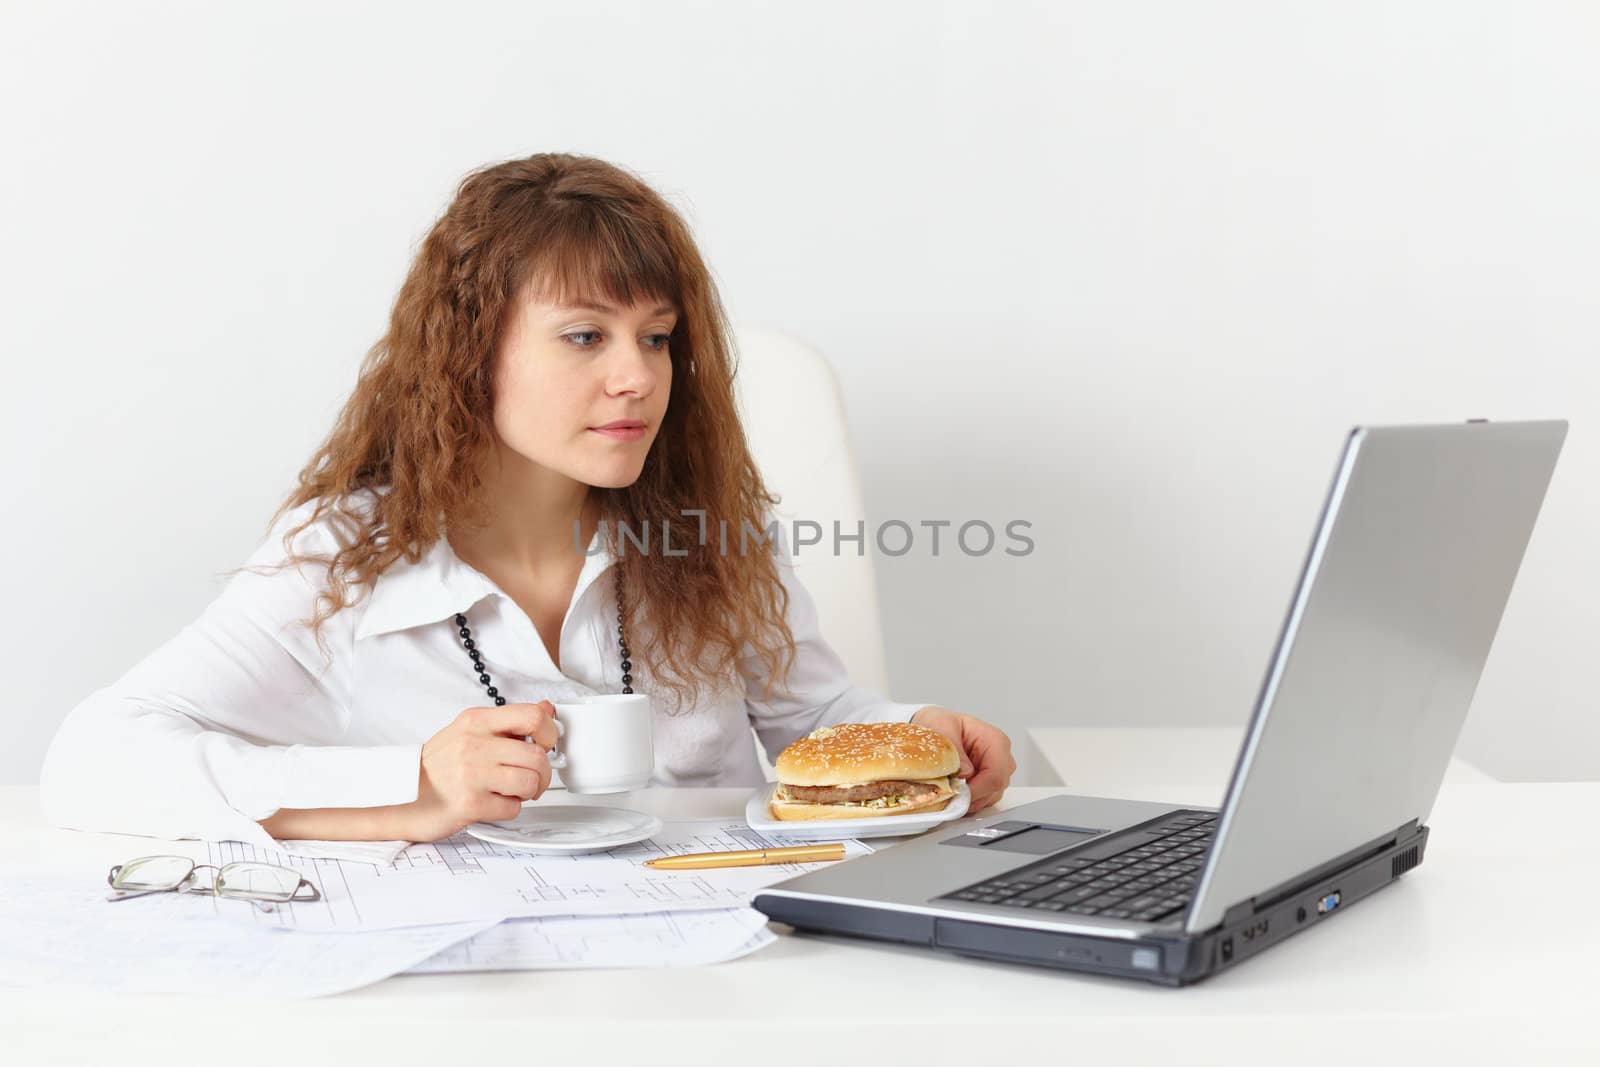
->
[1219,818,1420,927]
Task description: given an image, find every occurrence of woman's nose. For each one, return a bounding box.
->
[606,341,660,395]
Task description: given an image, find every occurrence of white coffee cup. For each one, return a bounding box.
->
[545,693,655,794]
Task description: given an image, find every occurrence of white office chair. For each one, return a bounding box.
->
[730,326,894,781]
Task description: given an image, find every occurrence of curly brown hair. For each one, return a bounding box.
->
[228,152,797,713]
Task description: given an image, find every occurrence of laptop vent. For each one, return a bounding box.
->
[1391,846,1420,879]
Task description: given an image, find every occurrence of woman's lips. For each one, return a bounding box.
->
[589,425,646,441]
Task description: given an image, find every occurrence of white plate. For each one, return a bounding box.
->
[465,804,664,854]
[743,780,971,841]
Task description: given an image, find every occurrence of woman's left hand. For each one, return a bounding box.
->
[909,706,1017,814]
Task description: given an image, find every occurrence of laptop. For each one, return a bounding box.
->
[752,419,1567,986]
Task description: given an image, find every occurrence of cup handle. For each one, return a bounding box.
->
[544,717,567,770]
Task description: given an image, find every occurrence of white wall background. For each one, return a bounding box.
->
[2,0,1595,786]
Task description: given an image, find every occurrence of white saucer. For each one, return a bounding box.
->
[743,780,971,841]
[465,805,664,854]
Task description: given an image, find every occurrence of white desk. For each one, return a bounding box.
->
[2,783,1595,1065]
[1024,725,1498,794]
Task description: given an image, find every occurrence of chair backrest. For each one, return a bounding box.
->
[730,327,892,778]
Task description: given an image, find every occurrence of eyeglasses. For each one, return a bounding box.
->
[105,855,322,911]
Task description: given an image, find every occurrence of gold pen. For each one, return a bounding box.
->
[643,843,847,869]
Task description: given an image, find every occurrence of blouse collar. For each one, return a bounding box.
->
[354,519,615,642]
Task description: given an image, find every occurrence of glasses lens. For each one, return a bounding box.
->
[215,863,303,902]
[112,856,194,891]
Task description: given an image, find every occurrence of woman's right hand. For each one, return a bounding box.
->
[400,702,561,843]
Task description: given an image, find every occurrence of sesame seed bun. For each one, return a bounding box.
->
[774,721,960,786]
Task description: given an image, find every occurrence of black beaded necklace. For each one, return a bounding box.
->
[454,573,633,705]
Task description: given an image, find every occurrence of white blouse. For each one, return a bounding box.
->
[38,487,928,849]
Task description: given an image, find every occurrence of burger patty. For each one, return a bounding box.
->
[782,779,941,804]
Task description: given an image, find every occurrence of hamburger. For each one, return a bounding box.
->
[769,721,961,820]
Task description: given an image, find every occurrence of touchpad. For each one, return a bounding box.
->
[980,826,1101,854]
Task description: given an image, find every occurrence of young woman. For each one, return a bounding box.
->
[39,153,1016,847]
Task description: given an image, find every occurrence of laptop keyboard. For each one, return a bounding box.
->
[937,811,1216,923]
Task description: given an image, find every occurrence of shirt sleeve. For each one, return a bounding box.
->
[38,500,423,848]
[741,519,930,763]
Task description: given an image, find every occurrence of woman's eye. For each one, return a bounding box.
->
[563,331,669,351]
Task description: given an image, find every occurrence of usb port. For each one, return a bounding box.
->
[1316,891,1341,914]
